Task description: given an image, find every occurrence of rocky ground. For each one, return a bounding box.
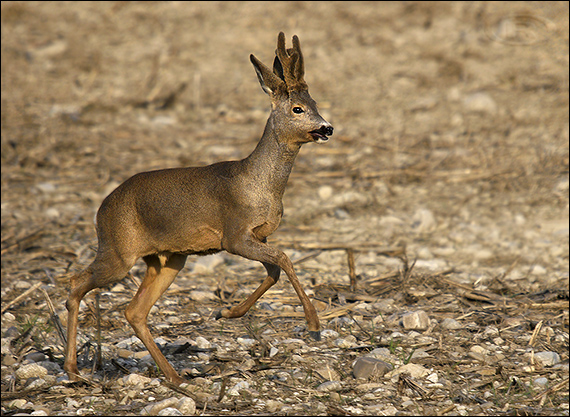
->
[1,1,568,416]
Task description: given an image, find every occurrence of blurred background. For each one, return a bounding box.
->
[1,1,568,290]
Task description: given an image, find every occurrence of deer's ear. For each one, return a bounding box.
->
[250,54,284,96]
[273,56,284,82]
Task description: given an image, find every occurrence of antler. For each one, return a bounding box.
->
[274,32,307,92]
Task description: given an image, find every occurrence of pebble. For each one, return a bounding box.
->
[329,317,355,327]
[329,392,341,402]
[158,408,183,416]
[402,310,430,330]
[367,348,397,362]
[280,338,306,348]
[412,208,436,233]
[16,363,48,380]
[316,380,342,392]
[35,182,57,193]
[24,352,46,363]
[426,372,439,383]
[3,355,17,366]
[534,351,561,366]
[3,322,18,335]
[413,258,448,271]
[118,348,134,359]
[266,400,284,413]
[334,335,357,348]
[146,397,196,416]
[386,363,429,379]
[321,329,339,338]
[315,364,341,381]
[188,290,217,302]
[174,397,196,414]
[228,380,250,396]
[195,336,211,349]
[237,337,257,347]
[441,318,462,330]
[353,356,393,379]
[410,349,431,360]
[8,399,27,409]
[26,377,51,389]
[123,373,152,387]
[530,265,547,276]
[117,336,144,349]
[534,377,548,388]
[318,185,334,200]
[372,299,396,313]
[45,207,61,219]
[378,215,405,227]
[462,92,498,114]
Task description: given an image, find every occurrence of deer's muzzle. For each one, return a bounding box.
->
[310,125,334,143]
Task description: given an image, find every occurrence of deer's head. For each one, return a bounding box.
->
[250,32,333,146]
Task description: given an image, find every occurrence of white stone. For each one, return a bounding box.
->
[117,336,144,349]
[402,310,430,330]
[462,92,497,114]
[412,208,436,233]
[353,356,392,379]
[321,329,339,339]
[158,408,182,416]
[149,397,179,415]
[16,363,48,380]
[228,380,250,396]
[386,363,429,379]
[335,335,357,348]
[188,290,217,302]
[318,185,334,200]
[441,318,462,330]
[237,337,257,347]
[195,336,210,349]
[534,377,548,388]
[269,346,279,357]
[317,380,342,392]
[123,373,152,387]
[426,372,439,383]
[534,351,561,366]
[8,399,27,409]
[177,397,196,415]
[531,265,547,276]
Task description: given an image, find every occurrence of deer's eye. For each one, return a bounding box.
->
[292,107,304,114]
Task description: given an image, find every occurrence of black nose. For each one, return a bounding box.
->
[324,126,334,136]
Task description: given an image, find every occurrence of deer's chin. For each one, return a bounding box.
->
[310,132,330,143]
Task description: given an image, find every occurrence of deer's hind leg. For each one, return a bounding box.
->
[124,253,187,385]
[64,253,135,380]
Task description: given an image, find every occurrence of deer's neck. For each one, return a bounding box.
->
[242,117,300,196]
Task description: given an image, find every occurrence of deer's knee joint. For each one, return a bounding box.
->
[275,251,293,270]
[124,306,145,327]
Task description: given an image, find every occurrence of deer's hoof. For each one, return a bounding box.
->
[215,309,226,320]
[308,330,321,341]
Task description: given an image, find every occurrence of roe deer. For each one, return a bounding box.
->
[64,32,333,385]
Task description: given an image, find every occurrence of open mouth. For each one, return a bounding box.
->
[310,126,334,143]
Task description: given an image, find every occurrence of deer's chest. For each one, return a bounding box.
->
[252,200,283,241]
